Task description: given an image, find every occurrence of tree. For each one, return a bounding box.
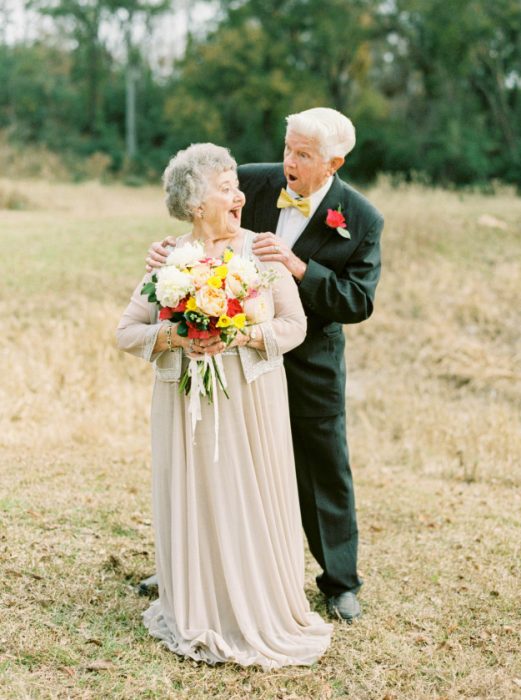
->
[28,0,110,134]
[29,0,171,150]
[161,0,390,173]
[383,0,521,182]
[2,0,520,184]
[103,0,172,159]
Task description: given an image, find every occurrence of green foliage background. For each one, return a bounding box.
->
[1,0,520,185]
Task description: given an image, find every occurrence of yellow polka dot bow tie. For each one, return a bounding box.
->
[276,188,311,217]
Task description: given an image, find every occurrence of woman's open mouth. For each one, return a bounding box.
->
[229,206,242,221]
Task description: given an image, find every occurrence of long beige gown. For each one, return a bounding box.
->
[116,233,331,668]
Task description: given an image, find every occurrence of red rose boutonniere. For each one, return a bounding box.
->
[325,205,350,239]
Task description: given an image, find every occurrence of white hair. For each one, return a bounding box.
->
[285,107,356,160]
[162,143,237,222]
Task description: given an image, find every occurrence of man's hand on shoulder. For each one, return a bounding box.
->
[145,236,176,272]
[252,232,307,282]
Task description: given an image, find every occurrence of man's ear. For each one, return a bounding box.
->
[329,156,345,175]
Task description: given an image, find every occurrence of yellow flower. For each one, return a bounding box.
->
[186,297,197,311]
[207,276,223,289]
[217,314,231,328]
[231,313,246,329]
[214,264,228,279]
[223,249,234,263]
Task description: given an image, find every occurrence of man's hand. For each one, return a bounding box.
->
[252,232,307,281]
[146,236,177,272]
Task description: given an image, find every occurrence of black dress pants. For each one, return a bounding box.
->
[290,411,362,596]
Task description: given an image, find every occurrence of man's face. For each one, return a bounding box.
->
[283,130,335,197]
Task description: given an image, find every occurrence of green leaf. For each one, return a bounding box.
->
[337,227,351,239]
[214,359,230,399]
[178,368,191,396]
[203,366,212,399]
[141,282,155,295]
[177,320,188,337]
[141,282,157,302]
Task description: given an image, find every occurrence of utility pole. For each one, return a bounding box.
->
[126,63,138,159]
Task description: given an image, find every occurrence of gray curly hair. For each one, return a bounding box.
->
[162,143,237,222]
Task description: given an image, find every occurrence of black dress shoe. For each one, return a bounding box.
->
[327,591,361,622]
[137,573,159,596]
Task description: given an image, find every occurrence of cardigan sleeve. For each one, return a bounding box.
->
[259,262,307,360]
[116,276,164,362]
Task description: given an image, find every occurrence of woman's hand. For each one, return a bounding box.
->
[163,330,253,357]
[159,332,228,358]
[189,335,226,357]
[225,331,250,350]
[194,332,249,355]
[146,236,177,272]
[182,338,207,360]
[154,325,209,358]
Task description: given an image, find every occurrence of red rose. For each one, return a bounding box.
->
[187,327,220,339]
[172,298,188,313]
[325,209,346,229]
[159,307,174,320]
[186,317,219,339]
[226,298,243,317]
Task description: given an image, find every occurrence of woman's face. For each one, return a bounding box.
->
[199,169,245,236]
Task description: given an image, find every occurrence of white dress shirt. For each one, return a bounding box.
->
[275,177,333,249]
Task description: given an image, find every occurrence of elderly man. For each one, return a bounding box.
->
[145,107,384,621]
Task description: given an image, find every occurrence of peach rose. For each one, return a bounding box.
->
[196,286,227,317]
[190,263,213,290]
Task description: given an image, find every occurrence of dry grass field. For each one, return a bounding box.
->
[1,177,520,699]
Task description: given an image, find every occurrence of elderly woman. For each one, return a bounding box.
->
[116,143,331,668]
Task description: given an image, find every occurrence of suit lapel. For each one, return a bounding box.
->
[292,175,345,261]
[253,170,286,233]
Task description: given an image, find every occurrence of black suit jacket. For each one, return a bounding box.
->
[238,163,384,417]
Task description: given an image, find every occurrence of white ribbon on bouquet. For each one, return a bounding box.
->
[187,354,228,462]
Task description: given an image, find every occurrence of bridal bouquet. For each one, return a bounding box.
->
[141,241,276,442]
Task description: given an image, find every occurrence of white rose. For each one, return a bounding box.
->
[226,255,259,289]
[243,294,270,324]
[155,266,195,308]
[165,241,205,269]
[226,272,246,298]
